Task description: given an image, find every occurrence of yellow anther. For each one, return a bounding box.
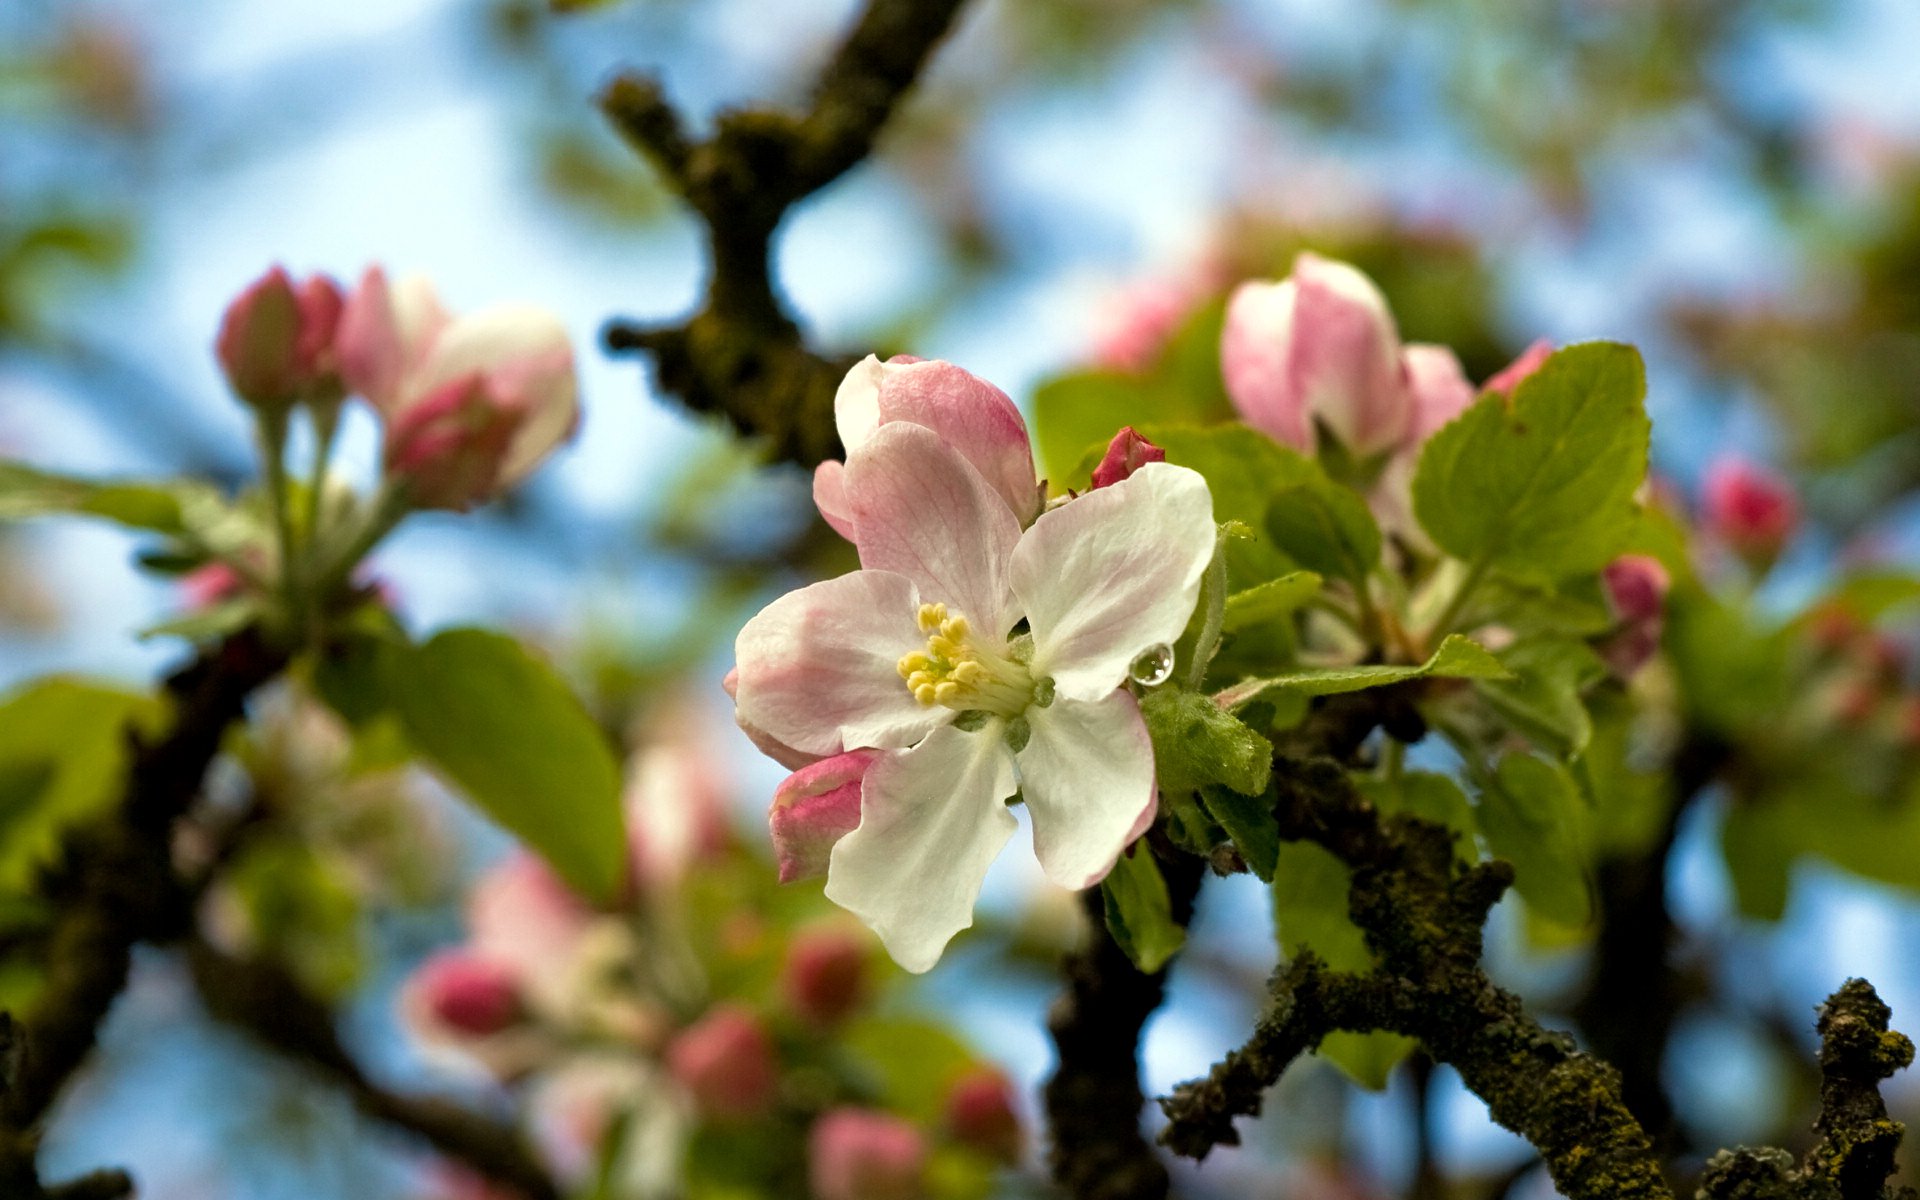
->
[914,683,938,705]
[942,615,970,640]
[917,603,947,631]
[934,681,962,706]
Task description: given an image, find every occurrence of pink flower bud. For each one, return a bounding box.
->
[1400,344,1476,445]
[407,951,524,1038]
[1601,555,1669,625]
[770,751,873,883]
[666,1004,779,1121]
[782,927,869,1028]
[808,1108,927,1200]
[1090,426,1166,489]
[1221,253,1410,458]
[382,373,526,511]
[1703,458,1799,565]
[337,266,450,412]
[1482,338,1553,397]
[944,1068,1022,1163]
[180,562,245,611]
[216,266,344,411]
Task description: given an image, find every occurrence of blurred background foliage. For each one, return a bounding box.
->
[4,0,1920,1197]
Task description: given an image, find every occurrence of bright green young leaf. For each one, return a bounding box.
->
[389,628,626,903]
[1216,633,1508,708]
[1664,589,1793,736]
[1357,772,1478,865]
[1223,571,1322,633]
[1141,688,1274,798]
[0,679,168,893]
[1718,802,1792,922]
[840,1016,980,1121]
[1474,636,1607,759]
[1199,783,1279,881]
[1265,480,1382,586]
[1271,840,1414,1088]
[1478,754,1592,926]
[1411,342,1650,583]
[0,462,215,534]
[1101,842,1185,973]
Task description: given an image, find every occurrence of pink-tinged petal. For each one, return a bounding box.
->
[1221,279,1313,452]
[382,373,525,510]
[824,724,1017,973]
[1401,343,1475,444]
[625,739,729,890]
[841,423,1022,639]
[873,359,1041,525]
[467,852,594,1008]
[1287,252,1410,456]
[1483,338,1552,396]
[733,570,946,758]
[337,266,448,411]
[771,751,876,882]
[1090,426,1166,490]
[813,460,857,540]
[833,355,889,453]
[405,305,580,487]
[1015,462,1216,702]
[1016,689,1156,889]
[723,667,823,770]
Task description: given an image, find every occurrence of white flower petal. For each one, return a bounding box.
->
[733,570,945,758]
[824,723,1018,973]
[834,354,888,452]
[1017,690,1157,889]
[842,422,1022,639]
[1016,462,1216,701]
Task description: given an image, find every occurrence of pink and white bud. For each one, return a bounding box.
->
[216,266,344,411]
[1602,555,1670,625]
[404,950,524,1039]
[337,267,450,412]
[1482,338,1553,397]
[666,1004,779,1121]
[1400,344,1476,445]
[382,374,526,511]
[814,356,1042,537]
[402,305,579,491]
[1221,253,1410,458]
[781,926,869,1028]
[1703,458,1799,566]
[808,1108,928,1200]
[944,1068,1022,1163]
[770,751,874,883]
[1090,426,1166,490]
[1090,278,1203,374]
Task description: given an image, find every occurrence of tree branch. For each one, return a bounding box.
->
[186,941,561,1200]
[1043,850,1203,1200]
[599,0,972,466]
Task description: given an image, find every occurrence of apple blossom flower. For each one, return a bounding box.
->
[1090,426,1166,490]
[781,926,869,1028]
[665,1004,779,1121]
[623,727,730,891]
[812,356,1044,540]
[808,1108,927,1200]
[732,424,1215,971]
[404,950,524,1039]
[944,1068,1022,1162]
[1221,252,1411,458]
[1703,458,1799,566]
[216,266,345,411]
[337,266,579,508]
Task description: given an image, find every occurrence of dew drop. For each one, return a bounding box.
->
[1128,643,1175,687]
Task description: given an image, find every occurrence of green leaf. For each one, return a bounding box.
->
[1719,802,1793,921]
[1217,633,1508,707]
[0,679,168,893]
[1357,772,1478,865]
[1265,480,1382,586]
[1198,784,1279,881]
[1478,754,1592,926]
[1474,636,1607,759]
[1223,571,1322,633]
[1140,688,1273,798]
[0,462,209,533]
[137,598,259,644]
[1411,342,1650,583]
[1271,840,1414,1088]
[1101,843,1185,973]
[840,1016,980,1120]
[389,628,626,903]
[1664,590,1793,736]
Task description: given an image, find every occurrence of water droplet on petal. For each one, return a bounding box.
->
[1128,643,1175,687]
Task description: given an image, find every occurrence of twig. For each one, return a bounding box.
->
[599,0,972,466]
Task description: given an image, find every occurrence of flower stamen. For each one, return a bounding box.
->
[898,603,1034,718]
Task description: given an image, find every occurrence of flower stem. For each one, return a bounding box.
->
[255,410,305,633]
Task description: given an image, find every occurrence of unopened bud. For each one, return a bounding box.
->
[770,751,873,883]
[1090,427,1166,490]
[944,1068,1022,1163]
[215,266,344,411]
[807,1108,927,1200]
[782,927,869,1028]
[382,373,526,511]
[409,951,524,1038]
[666,1004,779,1121]
[1703,458,1799,568]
